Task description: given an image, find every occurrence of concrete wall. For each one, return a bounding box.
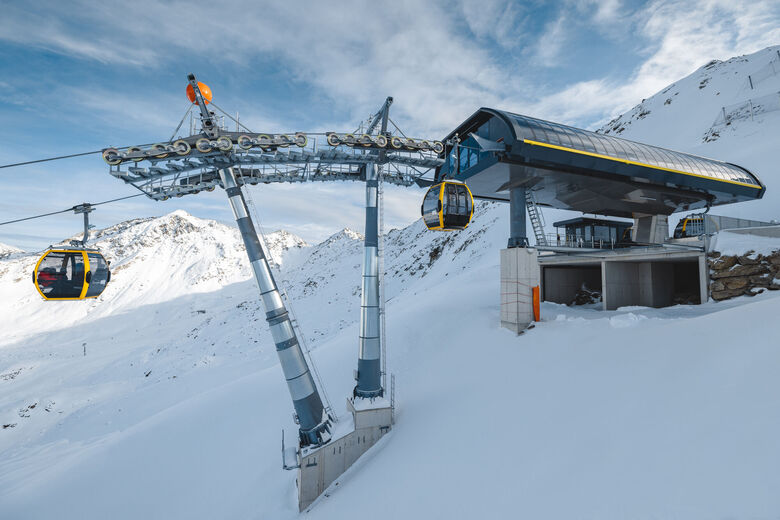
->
[298,403,392,511]
[603,261,640,310]
[638,262,675,307]
[542,265,601,304]
[602,259,699,310]
[725,224,780,238]
[501,248,540,333]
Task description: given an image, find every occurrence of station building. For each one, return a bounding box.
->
[432,109,766,330]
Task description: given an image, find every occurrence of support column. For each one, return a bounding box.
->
[508,186,528,248]
[500,246,540,332]
[355,162,383,398]
[219,167,331,447]
[633,214,669,244]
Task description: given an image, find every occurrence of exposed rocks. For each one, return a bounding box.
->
[571,284,602,306]
[709,256,737,270]
[710,248,780,301]
[712,286,754,301]
[737,252,761,265]
[672,292,699,305]
[711,264,767,279]
[723,277,748,290]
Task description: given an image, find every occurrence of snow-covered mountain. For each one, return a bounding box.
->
[2,47,780,520]
[0,242,23,258]
[599,45,780,224]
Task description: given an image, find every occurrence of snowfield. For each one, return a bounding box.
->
[2,45,780,519]
[1,205,780,519]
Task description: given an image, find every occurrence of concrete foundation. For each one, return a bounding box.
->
[296,398,393,511]
[500,247,540,332]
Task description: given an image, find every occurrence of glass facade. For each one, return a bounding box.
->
[421,186,441,228]
[86,253,110,297]
[36,251,85,298]
[554,218,633,249]
[508,112,760,187]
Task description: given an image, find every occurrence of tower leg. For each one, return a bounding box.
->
[355,162,383,398]
[508,185,528,248]
[219,167,331,447]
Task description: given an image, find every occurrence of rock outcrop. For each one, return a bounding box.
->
[709,250,780,301]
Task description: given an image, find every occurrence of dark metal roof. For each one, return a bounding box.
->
[437,108,765,217]
[505,112,760,188]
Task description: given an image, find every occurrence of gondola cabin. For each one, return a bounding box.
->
[421,181,474,231]
[33,248,111,301]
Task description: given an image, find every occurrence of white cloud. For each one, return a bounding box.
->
[530,13,570,66]
[2,0,779,250]
[527,0,780,126]
[0,1,528,137]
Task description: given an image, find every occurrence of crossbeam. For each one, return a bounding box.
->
[109,138,443,200]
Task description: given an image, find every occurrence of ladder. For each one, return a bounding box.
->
[378,165,387,392]
[525,189,548,246]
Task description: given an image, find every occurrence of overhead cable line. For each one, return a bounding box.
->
[0,142,162,170]
[0,150,104,169]
[0,193,145,226]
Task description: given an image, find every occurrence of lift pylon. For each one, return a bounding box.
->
[354,96,392,399]
[102,74,446,507]
[220,166,331,445]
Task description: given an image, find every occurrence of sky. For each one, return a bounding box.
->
[1,0,779,250]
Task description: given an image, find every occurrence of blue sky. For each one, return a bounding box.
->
[1,0,778,250]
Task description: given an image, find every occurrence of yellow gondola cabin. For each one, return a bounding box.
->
[421,181,474,231]
[33,248,111,301]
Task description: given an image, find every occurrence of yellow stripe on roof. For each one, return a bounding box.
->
[522,139,761,190]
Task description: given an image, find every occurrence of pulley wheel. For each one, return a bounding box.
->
[102,148,121,165]
[326,133,341,147]
[173,140,191,156]
[195,138,212,153]
[216,136,233,151]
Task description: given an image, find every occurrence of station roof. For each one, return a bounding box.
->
[435,108,765,218]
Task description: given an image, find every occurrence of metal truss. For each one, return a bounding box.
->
[103,76,443,200]
[107,136,443,200]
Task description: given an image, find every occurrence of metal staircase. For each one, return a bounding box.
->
[525,189,548,246]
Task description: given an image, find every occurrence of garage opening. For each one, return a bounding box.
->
[602,258,704,310]
[542,264,602,306]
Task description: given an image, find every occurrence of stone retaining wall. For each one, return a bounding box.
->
[709,249,780,301]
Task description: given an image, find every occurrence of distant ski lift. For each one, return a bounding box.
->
[421,181,474,231]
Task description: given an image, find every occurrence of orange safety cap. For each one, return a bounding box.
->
[186,82,212,105]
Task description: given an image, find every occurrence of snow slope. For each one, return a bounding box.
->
[599,45,780,224]
[2,202,780,519]
[0,242,23,258]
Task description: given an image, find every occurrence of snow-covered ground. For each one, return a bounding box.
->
[2,45,780,519]
[2,203,780,519]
